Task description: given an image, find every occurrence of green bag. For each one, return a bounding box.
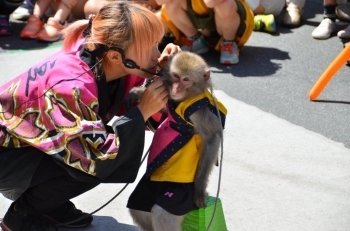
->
[182,196,228,231]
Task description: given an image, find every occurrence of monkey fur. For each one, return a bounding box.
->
[128,51,226,231]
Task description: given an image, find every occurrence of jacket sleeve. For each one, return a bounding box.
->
[61,87,146,182]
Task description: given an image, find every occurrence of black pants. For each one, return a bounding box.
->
[0,0,24,15]
[0,146,99,214]
[19,154,99,214]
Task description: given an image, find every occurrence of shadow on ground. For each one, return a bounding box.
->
[58,215,138,231]
[0,21,59,51]
[202,46,290,78]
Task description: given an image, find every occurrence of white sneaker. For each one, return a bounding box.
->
[282,3,303,27]
[312,18,336,39]
[337,24,350,39]
[12,7,31,21]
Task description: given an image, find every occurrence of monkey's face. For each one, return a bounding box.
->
[168,72,194,102]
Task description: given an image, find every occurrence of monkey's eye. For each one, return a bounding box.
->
[183,77,190,82]
[173,73,180,79]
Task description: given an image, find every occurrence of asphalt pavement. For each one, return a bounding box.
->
[0,0,350,230]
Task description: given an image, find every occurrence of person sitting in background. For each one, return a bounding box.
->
[312,0,350,40]
[155,0,254,65]
[246,0,285,33]
[246,0,305,30]
[336,1,350,40]
[20,0,79,42]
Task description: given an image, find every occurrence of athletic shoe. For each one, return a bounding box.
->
[0,15,11,36]
[13,7,31,21]
[42,201,93,228]
[220,40,239,65]
[282,3,303,28]
[181,36,209,54]
[0,202,54,231]
[338,24,350,39]
[12,0,35,21]
[36,17,65,42]
[20,14,44,39]
[312,18,336,39]
[336,3,350,22]
[253,14,276,33]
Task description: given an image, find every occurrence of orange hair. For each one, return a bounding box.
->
[62,1,165,62]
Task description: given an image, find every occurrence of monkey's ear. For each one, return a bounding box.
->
[203,70,210,81]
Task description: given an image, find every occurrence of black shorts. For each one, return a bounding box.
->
[127,175,198,216]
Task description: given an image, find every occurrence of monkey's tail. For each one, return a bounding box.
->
[207,88,225,231]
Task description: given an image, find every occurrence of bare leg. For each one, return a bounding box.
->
[207,0,239,40]
[286,0,305,9]
[53,0,78,22]
[163,0,197,37]
[33,0,52,18]
[69,0,88,20]
[253,4,266,14]
[83,0,110,18]
[129,209,154,231]
[151,204,184,231]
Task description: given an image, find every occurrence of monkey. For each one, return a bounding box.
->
[126,51,227,231]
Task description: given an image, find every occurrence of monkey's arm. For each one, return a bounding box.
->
[190,107,223,208]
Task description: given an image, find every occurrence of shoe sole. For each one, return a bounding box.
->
[12,15,30,21]
[312,31,337,40]
[0,222,10,231]
[42,213,93,228]
[221,59,239,65]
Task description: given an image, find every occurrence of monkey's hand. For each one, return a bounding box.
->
[123,86,145,111]
[194,189,208,208]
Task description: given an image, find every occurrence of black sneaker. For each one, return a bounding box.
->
[0,15,11,36]
[0,202,55,231]
[42,201,93,228]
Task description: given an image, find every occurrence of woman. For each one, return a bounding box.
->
[0,1,180,230]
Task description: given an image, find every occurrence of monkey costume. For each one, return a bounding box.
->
[127,90,227,215]
[159,0,254,51]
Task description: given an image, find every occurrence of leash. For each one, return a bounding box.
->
[1,91,225,230]
[55,146,151,227]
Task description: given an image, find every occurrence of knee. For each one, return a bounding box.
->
[163,0,185,15]
[212,0,238,18]
[61,0,78,9]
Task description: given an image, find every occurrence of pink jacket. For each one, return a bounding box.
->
[0,42,145,180]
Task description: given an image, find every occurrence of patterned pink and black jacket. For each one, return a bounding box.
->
[0,41,146,195]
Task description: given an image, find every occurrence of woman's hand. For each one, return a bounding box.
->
[158,43,181,69]
[137,79,168,122]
